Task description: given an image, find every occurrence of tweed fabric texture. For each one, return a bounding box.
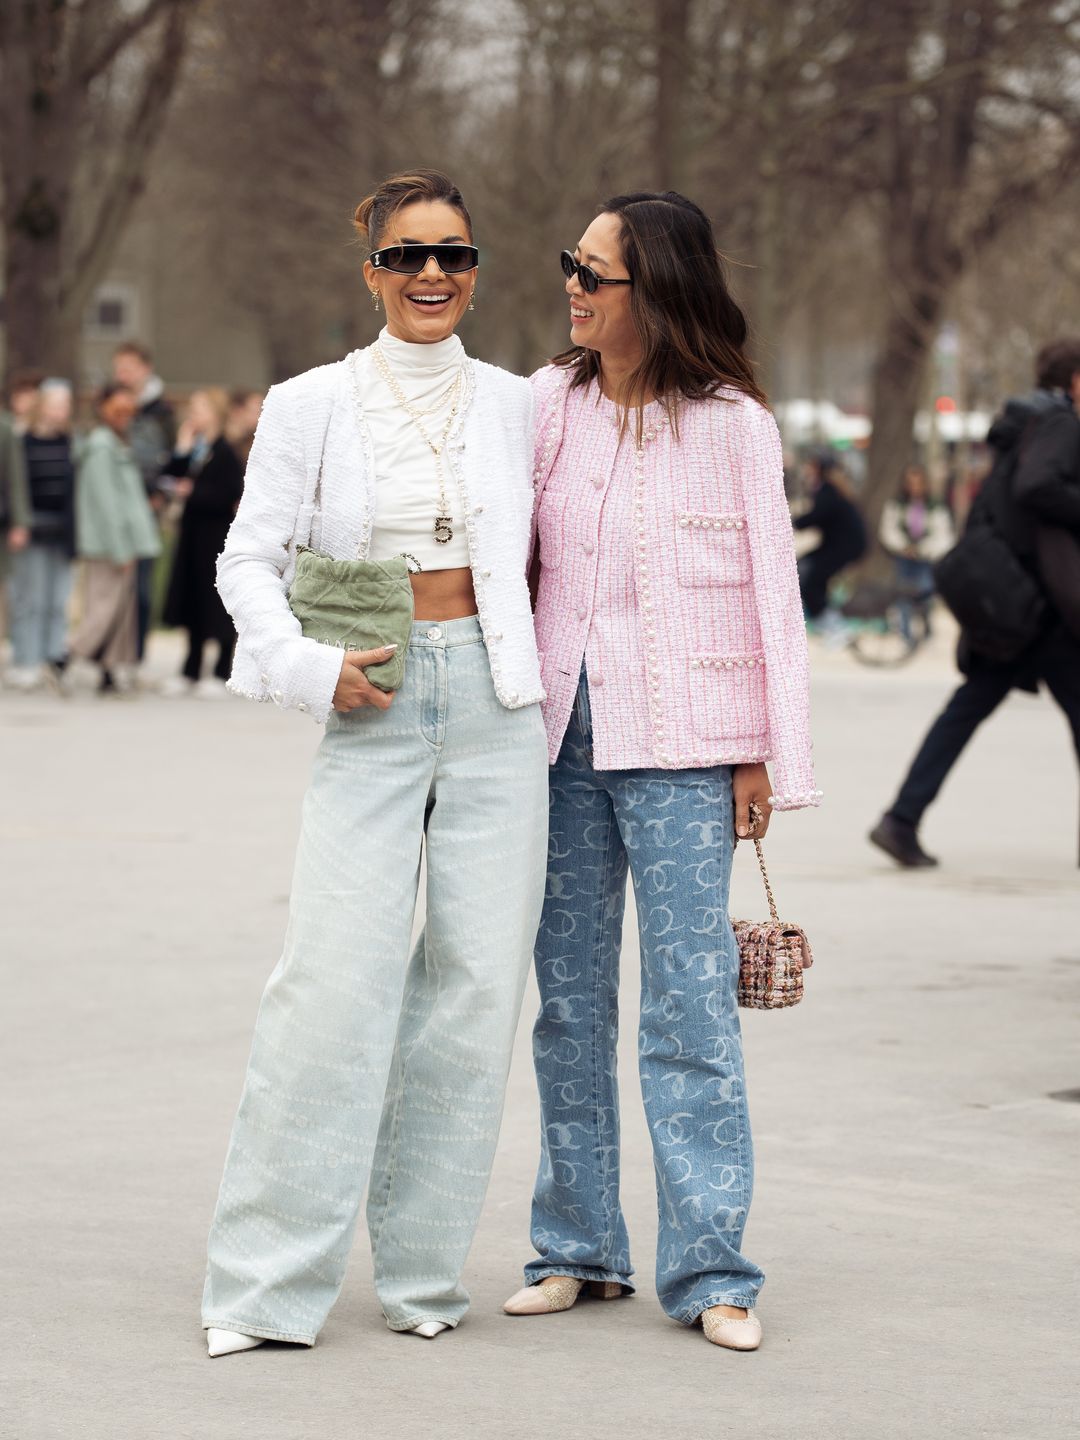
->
[530,366,819,810]
[733,916,813,1008]
[217,348,543,724]
[202,619,549,1340]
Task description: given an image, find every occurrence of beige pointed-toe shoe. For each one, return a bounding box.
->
[701,1306,762,1351]
[503,1276,623,1315]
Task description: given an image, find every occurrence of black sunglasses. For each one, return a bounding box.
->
[560,249,632,295]
[370,243,479,275]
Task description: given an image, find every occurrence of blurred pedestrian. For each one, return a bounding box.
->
[225,388,262,465]
[1,372,42,604]
[793,452,867,622]
[160,388,244,696]
[878,463,955,641]
[5,381,77,692]
[68,384,162,693]
[504,191,818,1353]
[870,337,1080,867]
[111,341,175,659]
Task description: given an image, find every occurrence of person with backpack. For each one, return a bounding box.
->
[869,337,1080,868]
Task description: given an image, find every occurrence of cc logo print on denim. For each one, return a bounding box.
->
[523,679,764,1322]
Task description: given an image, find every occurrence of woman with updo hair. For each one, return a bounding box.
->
[201,169,548,1353]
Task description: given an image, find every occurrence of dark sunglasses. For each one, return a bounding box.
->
[560,249,632,295]
[370,243,479,275]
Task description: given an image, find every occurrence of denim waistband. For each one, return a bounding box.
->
[409,615,483,648]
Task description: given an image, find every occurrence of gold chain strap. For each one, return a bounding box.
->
[752,839,780,923]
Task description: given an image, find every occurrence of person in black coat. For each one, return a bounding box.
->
[162,388,244,694]
[870,337,1080,867]
[793,453,868,618]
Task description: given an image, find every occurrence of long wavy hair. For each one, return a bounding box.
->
[553,191,766,441]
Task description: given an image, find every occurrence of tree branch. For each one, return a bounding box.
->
[61,4,192,317]
[77,0,192,85]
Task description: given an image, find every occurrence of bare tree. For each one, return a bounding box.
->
[0,0,197,381]
[155,0,444,381]
[840,0,1080,543]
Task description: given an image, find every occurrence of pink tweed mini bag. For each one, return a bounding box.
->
[733,837,814,1010]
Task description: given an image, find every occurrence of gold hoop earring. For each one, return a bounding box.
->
[370,290,380,312]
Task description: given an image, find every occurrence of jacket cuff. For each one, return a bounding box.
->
[260,637,344,723]
[768,787,823,812]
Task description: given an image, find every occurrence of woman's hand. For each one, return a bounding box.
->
[7,526,29,553]
[733,762,772,841]
[332,646,398,712]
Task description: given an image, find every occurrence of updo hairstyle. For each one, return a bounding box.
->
[353,169,473,250]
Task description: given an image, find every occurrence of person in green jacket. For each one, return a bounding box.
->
[69,383,161,693]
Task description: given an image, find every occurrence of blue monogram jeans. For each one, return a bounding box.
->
[524,672,764,1322]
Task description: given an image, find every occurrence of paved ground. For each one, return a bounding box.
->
[3,629,1078,1440]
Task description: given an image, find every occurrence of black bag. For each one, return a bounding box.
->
[1036,524,1080,643]
[933,437,1048,663]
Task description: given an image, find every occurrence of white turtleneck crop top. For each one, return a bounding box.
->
[365,327,471,570]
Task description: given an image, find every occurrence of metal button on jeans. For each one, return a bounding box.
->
[426,627,441,640]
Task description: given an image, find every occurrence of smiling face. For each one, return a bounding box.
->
[362,200,475,345]
[565,211,639,363]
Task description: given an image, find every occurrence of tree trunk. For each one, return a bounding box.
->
[3,192,72,378]
[653,0,690,189]
[0,11,81,379]
[0,0,194,388]
[864,285,943,559]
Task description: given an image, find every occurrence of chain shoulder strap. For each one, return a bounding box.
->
[752,838,780,923]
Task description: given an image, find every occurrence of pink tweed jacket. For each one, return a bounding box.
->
[531,365,820,811]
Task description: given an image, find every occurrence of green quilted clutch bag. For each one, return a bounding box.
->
[288,547,414,692]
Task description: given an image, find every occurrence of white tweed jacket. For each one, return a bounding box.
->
[217,346,543,722]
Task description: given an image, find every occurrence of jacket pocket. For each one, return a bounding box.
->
[674,512,751,587]
[688,655,768,742]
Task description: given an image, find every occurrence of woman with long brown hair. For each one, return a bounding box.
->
[503,192,818,1350]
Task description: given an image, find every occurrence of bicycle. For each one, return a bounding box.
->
[831,578,934,667]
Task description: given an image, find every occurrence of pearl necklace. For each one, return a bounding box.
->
[372,341,464,545]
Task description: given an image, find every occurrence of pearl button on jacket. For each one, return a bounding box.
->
[217,347,544,722]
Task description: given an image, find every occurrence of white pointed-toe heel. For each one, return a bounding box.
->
[206,1328,267,1357]
[503,1276,623,1316]
[701,1307,762,1352]
[411,1321,449,1339]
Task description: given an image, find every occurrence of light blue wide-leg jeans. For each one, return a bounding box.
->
[203,618,548,1342]
[524,671,764,1323]
[9,543,72,668]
